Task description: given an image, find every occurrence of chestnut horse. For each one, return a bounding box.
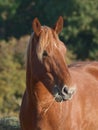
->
[20,16,98,130]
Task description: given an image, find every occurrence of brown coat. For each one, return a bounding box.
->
[20,17,98,130]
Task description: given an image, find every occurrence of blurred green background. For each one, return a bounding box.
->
[0,0,98,117]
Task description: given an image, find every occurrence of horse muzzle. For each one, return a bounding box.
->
[53,85,76,102]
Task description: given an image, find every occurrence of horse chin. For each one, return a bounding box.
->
[53,85,64,102]
[54,94,63,102]
[54,94,70,102]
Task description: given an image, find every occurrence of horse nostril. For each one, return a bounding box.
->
[62,86,69,95]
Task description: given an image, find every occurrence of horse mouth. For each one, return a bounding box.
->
[54,93,66,102]
[53,85,70,102]
[53,85,76,102]
[53,92,71,102]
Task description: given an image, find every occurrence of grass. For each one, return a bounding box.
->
[0,117,21,130]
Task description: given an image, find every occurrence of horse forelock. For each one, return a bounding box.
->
[36,26,56,61]
[25,32,35,69]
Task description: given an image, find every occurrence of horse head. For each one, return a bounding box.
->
[27,16,76,102]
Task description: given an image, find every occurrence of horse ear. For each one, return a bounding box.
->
[32,18,41,36]
[54,16,63,34]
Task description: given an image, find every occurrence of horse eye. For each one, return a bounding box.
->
[43,50,48,57]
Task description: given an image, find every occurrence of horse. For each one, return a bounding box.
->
[20,16,98,130]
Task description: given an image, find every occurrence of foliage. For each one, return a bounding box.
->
[0,117,20,130]
[0,36,29,116]
[62,0,98,60]
[0,0,98,60]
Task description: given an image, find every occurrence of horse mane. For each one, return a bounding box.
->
[25,33,34,68]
